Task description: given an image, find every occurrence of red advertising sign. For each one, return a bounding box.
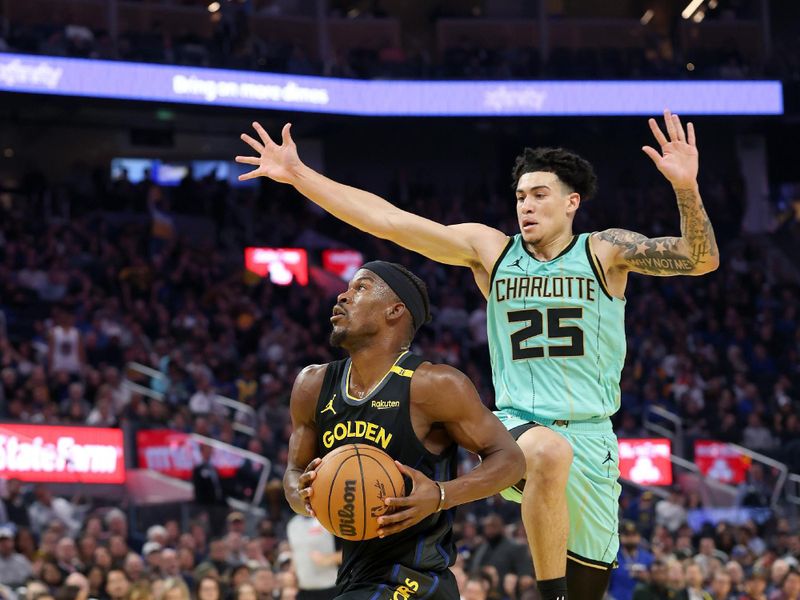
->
[322,249,364,281]
[136,430,245,480]
[245,247,308,286]
[694,440,751,484]
[0,424,125,484]
[619,438,672,486]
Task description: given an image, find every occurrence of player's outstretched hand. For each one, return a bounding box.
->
[377,461,442,538]
[236,122,303,183]
[642,109,699,189]
[297,457,322,517]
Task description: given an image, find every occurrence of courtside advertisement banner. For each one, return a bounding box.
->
[0,424,125,484]
[136,429,245,479]
[619,438,673,486]
[694,440,751,484]
[0,53,783,116]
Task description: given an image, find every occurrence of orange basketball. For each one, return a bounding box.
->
[310,443,405,541]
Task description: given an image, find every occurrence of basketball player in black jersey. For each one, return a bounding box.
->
[284,261,525,600]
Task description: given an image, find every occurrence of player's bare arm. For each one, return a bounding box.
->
[236,122,508,282]
[376,364,526,537]
[593,110,719,279]
[284,363,327,516]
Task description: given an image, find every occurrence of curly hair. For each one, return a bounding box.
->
[511,147,598,201]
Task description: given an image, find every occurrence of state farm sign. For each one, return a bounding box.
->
[619,438,672,486]
[0,424,125,484]
[136,430,245,479]
[694,440,750,484]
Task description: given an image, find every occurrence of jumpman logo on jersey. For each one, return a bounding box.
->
[321,395,337,415]
[509,256,525,271]
[602,450,613,464]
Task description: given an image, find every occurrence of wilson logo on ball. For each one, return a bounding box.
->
[338,479,357,536]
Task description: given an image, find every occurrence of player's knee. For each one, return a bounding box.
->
[521,432,573,482]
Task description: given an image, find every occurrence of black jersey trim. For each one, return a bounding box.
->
[341,351,410,405]
[489,236,515,288]
[584,234,614,301]
[522,234,578,263]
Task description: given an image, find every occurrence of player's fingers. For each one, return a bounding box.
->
[672,113,685,142]
[238,169,262,181]
[687,122,696,147]
[304,458,322,472]
[240,133,264,154]
[304,503,316,517]
[298,473,316,488]
[384,496,412,508]
[377,508,414,526]
[377,517,415,538]
[394,460,419,481]
[298,486,313,499]
[664,109,677,141]
[642,146,661,165]
[648,118,669,147]
[282,122,294,145]
[252,121,276,147]
[235,156,260,166]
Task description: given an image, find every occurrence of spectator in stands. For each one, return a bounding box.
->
[55,537,82,575]
[742,569,769,600]
[462,575,489,600]
[28,485,81,537]
[105,569,131,600]
[611,520,655,600]
[0,525,32,587]
[773,568,800,600]
[192,444,228,532]
[286,514,339,599]
[655,487,688,533]
[2,478,31,528]
[632,559,668,600]
[196,575,223,600]
[468,514,534,594]
[711,571,735,600]
[252,566,276,600]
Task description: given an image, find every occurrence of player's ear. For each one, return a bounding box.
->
[566,192,581,215]
[385,302,406,325]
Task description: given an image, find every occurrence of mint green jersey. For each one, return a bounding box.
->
[487,233,626,422]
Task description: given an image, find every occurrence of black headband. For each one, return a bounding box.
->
[361,261,428,333]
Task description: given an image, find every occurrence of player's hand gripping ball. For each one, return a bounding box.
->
[309,444,405,541]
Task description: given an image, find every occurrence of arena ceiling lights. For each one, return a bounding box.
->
[0,52,783,117]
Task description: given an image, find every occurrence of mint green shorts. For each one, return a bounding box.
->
[495,408,621,569]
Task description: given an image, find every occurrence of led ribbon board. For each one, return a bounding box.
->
[0,52,784,116]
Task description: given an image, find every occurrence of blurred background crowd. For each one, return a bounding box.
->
[1,0,800,599]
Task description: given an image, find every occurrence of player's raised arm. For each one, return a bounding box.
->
[236,122,506,269]
[284,364,326,516]
[594,110,719,277]
[376,364,526,537]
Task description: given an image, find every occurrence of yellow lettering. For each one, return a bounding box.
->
[405,578,420,592]
[322,431,334,448]
[355,421,367,437]
[375,427,392,450]
[365,422,378,443]
[334,423,347,442]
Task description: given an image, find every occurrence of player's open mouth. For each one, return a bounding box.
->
[331,307,347,321]
[522,221,538,230]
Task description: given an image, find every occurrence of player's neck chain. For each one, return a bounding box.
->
[350,350,406,399]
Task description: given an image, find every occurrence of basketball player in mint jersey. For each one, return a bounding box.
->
[240,110,719,600]
[284,261,525,600]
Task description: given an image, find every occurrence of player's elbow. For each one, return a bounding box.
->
[691,254,720,275]
[499,442,526,487]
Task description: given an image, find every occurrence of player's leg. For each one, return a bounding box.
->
[562,426,621,600]
[515,425,573,599]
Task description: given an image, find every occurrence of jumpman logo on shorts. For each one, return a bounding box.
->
[602,450,613,464]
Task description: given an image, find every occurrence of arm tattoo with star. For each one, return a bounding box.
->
[598,188,718,276]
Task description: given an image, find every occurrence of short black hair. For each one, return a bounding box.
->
[511,147,598,201]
